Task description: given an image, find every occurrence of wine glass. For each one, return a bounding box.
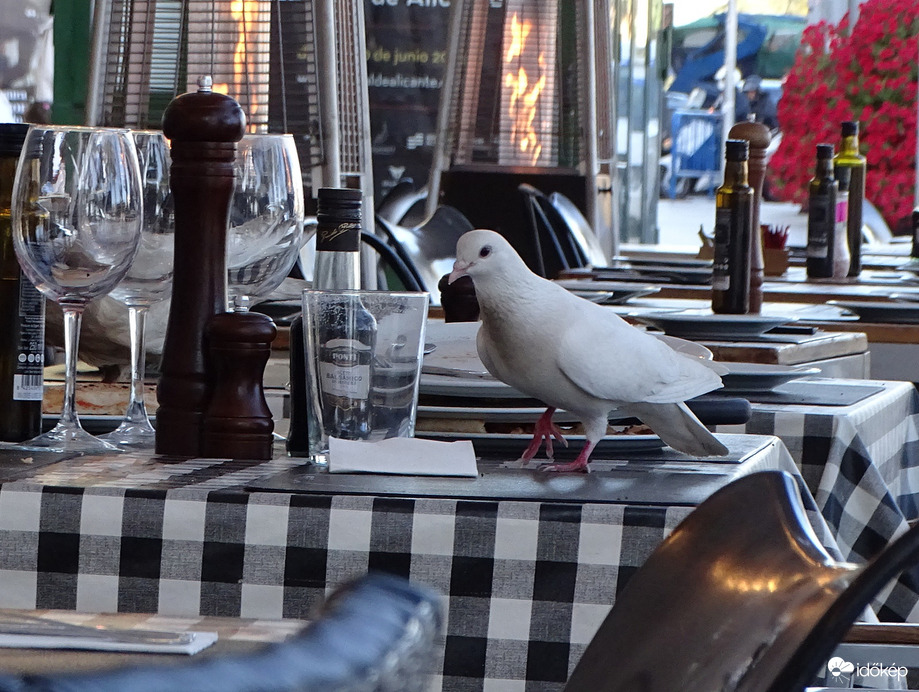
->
[226,133,305,312]
[12,126,142,453]
[98,131,174,449]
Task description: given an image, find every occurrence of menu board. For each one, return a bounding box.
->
[364,1,451,202]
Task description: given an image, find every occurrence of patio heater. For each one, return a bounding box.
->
[427,0,617,274]
[85,0,374,208]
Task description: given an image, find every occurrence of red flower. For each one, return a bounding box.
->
[772,0,918,229]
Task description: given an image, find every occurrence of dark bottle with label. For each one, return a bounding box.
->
[712,139,754,314]
[0,123,45,442]
[833,121,866,278]
[807,144,844,280]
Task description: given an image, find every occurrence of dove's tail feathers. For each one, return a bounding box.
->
[628,402,729,457]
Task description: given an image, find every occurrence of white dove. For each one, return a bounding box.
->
[448,229,729,472]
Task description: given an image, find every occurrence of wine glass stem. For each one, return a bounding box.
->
[60,305,85,429]
[125,305,148,423]
[125,305,151,424]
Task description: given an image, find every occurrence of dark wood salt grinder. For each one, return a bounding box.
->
[202,312,277,459]
[728,120,771,315]
[155,78,245,457]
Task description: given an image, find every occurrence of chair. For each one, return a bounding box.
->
[547,191,609,267]
[375,205,474,302]
[361,231,425,292]
[375,179,429,228]
[0,573,442,692]
[563,471,919,692]
[518,183,597,278]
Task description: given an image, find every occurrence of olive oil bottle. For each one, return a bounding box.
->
[712,139,753,314]
[833,121,866,278]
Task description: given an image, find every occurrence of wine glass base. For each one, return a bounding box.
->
[19,422,123,455]
[97,421,157,451]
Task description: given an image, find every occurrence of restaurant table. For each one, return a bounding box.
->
[713,379,919,622]
[0,434,831,691]
[564,259,919,380]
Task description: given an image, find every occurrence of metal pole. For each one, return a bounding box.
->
[425,0,465,219]
[315,0,341,188]
[720,0,738,174]
[584,0,608,259]
[84,0,111,126]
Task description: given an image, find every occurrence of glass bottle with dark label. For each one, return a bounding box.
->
[712,139,753,314]
[296,187,380,454]
[314,187,362,290]
[833,121,866,278]
[807,144,841,280]
[290,187,368,455]
[315,292,377,440]
[0,123,45,442]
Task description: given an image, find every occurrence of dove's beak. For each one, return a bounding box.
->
[447,260,470,284]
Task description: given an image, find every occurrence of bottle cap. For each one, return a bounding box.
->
[317,187,362,221]
[841,121,859,137]
[724,139,749,161]
[0,123,30,157]
[318,187,362,204]
[816,143,834,160]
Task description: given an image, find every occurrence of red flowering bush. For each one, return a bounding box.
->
[770,0,919,230]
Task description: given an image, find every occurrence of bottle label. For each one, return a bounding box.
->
[316,221,361,253]
[319,338,372,399]
[807,194,833,259]
[13,277,44,402]
[711,207,732,291]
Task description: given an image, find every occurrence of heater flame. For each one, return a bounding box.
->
[503,13,545,165]
[211,0,261,130]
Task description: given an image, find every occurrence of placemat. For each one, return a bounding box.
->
[245,434,776,505]
[718,380,885,406]
[0,448,80,483]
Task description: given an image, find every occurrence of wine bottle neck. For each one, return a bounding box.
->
[723,160,749,187]
[840,134,860,156]
[815,157,834,179]
[314,250,360,290]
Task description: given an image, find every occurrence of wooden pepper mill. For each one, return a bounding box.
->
[202,312,277,460]
[156,77,246,457]
[728,120,771,314]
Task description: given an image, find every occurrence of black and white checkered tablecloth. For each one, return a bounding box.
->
[716,380,919,621]
[0,434,815,691]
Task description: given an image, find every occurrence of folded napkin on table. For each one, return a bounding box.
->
[328,436,478,477]
[0,613,217,655]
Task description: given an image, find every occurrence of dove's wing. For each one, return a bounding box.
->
[558,306,723,405]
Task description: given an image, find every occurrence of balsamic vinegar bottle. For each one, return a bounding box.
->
[0,123,45,442]
[287,187,372,455]
[313,187,362,290]
[806,144,846,280]
[833,121,866,278]
[711,139,753,314]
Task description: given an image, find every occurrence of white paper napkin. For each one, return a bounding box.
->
[0,630,218,655]
[328,436,478,477]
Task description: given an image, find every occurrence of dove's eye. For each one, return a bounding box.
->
[479,246,492,258]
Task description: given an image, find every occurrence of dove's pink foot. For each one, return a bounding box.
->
[540,441,595,473]
[520,408,568,461]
